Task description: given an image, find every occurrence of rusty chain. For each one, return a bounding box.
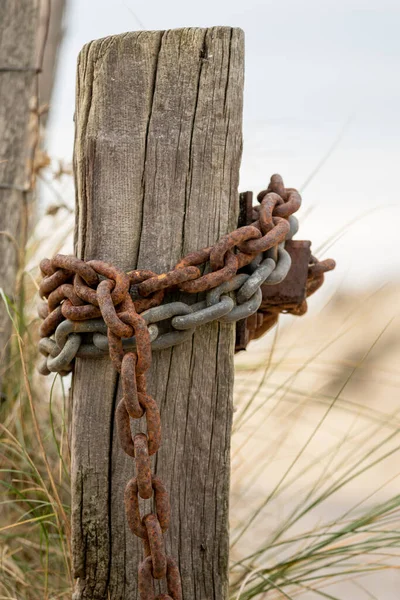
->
[37,244,296,375]
[36,174,335,598]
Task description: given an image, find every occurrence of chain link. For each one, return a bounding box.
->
[37,243,293,373]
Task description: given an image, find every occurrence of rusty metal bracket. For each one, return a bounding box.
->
[260,240,311,309]
[235,192,312,352]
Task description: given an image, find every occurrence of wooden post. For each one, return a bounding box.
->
[0,0,64,392]
[72,27,244,599]
[0,0,41,389]
[39,0,66,125]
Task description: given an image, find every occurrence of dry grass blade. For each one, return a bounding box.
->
[1,157,399,599]
[231,283,400,598]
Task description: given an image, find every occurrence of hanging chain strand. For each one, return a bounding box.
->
[36,174,335,599]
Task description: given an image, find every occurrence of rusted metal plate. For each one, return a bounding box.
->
[235,318,250,352]
[235,193,311,352]
[238,191,253,227]
[260,240,311,309]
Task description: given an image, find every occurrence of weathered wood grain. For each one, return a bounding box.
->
[72,27,244,599]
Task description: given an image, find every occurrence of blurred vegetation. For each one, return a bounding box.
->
[1,166,400,599]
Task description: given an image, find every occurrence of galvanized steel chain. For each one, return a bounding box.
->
[36,174,334,598]
[37,242,296,375]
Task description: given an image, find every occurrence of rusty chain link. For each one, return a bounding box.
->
[36,174,335,598]
[37,244,295,374]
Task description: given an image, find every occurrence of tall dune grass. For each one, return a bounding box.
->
[230,287,400,598]
[1,177,399,599]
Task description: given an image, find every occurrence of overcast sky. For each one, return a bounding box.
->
[46,0,400,293]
